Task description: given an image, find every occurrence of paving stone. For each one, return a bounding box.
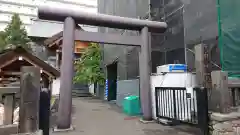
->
[51,97,197,135]
[213,122,234,132]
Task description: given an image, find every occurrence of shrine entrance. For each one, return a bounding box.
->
[38,5,167,129]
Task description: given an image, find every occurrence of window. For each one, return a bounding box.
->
[75,48,85,53]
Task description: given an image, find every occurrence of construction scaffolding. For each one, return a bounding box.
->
[183,0,219,71]
[99,0,186,80]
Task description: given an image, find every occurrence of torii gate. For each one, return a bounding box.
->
[38,6,167,129]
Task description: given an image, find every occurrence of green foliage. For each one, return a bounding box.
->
[0,31,6,50]
[0,14,31,50]
[74,43,105,84]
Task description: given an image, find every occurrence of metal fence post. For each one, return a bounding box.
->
[172,90,177,119]
[155,88,159,119]
[196,87,209,135]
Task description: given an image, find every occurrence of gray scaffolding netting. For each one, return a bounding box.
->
[183,0,219,71]
[150,0,185,67]
[151,0,220,71]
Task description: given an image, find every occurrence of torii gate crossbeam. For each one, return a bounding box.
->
[38,5,167,129]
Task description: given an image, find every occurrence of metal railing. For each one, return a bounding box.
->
[155,87,198,124]
[230,88,240,107]
[155,87,209,135]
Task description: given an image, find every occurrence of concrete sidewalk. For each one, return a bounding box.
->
[51,97,198,135]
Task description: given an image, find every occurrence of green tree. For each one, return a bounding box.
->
[74,43,105,85]
[0,31,6,50]
[0,13,30,50]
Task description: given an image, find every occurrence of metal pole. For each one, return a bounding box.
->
[57,17,75,129]
[139,27,152,120]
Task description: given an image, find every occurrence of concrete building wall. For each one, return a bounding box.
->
[116,79,139,107]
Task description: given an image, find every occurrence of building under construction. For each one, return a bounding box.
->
[98,0,220,77]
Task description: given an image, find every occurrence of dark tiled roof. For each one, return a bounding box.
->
[0,46,60,78]
[43,25,84,47]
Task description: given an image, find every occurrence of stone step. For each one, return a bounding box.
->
[72,90,92,97]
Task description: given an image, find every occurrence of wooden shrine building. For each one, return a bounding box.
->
[0,46,60,88]
[43,26,89,69]
[43,27,90,91]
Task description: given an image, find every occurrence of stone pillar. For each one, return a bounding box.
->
[57,17,75,129]
[195,44,212,88]
[3,94,15,125]
[19,66,41,133]
[139,27,152,120]
[211,71,231,113]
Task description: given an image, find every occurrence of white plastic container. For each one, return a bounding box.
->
[157,64,187,74]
